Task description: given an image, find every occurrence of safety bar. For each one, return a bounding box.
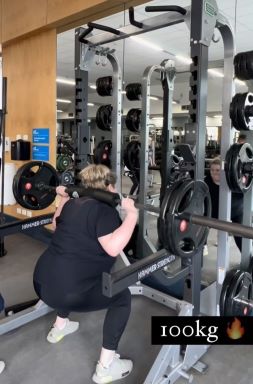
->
[79,22,121,44]
[145,5,187,15]
[129,7,143,29]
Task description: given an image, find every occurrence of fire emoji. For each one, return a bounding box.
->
[227,318,245,340]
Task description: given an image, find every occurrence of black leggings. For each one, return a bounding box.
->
[34,280,131,350]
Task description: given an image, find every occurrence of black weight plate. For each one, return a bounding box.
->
[238,53,248,81]
[125,108,141,133]
[226,270,253,316]
[165,180,211,258]
[246,51,253,79]
[12,161,59,210]
[61,171,74,185]
[123,141,141,172]
[94,140,112,168]
[248,257,253,280]
[229,94,241,130]
[96,76,113,97]
[225,143,253,192]
[125,83,142,101]
[220,269,241,316]
[96,105,112,131]
[157,179,185,250]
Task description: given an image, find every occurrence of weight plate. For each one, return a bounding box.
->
[96,76,113,97]
[125,83,142,101]
[12,161,59,210]
[163,179,211,258]
[123,141,141,172]
[230,93,253,131]
[225,270,253,316]
[96,105,112,131]
[94,140,112,168]
[125,108,141,133]
[220,269,241,316]
[225,143,253,193]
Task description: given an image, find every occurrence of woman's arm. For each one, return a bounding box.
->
[52,186,70,230]
[98,197,138,257]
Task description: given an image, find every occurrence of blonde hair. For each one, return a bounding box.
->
[79,164,117,190]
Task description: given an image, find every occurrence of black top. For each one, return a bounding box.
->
[204,173,243,220]
[33,197,121,295]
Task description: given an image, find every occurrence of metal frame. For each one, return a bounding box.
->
[74,29,123,191]
[137,61,176,259]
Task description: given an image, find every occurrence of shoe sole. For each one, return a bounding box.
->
[92,364,133,383]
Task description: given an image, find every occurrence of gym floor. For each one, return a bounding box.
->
[0,175,250,384]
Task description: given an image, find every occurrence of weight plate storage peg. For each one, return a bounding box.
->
[225,143,253,193]
[159,179,211,258]
[229,92,253,131]
[12,161,59,210]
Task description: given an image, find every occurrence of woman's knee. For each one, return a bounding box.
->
[113,288,131,309]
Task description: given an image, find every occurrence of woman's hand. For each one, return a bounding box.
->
[121,197,138,216]
[56,186,69,198]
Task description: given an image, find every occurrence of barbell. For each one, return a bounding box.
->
[12,161,253,259]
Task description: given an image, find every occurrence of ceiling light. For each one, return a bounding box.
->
[150,96,159,101]
[88,102,95,106]
[175,55,192,65]
[56,98,72,104]
[89,84,97,89]
[172,101,177,104]
[121,91,126,94]
[214,115,222,118]
[56,78,75,85]
[130,36,163,52]
[152,116,163,120]
[57,109,63,113]
[208,68,224,78]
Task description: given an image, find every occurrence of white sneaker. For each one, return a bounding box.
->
[47,319,79,343]
[0,361,5,374]
[92,354,133,383]
[203,245,208,256]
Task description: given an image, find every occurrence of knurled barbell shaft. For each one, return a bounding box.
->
[186,213,253,240]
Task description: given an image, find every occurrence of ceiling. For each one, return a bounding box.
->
[56,0,253,120]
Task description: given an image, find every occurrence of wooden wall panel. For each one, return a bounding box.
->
[0,0,2,44]
[2,0,47,43]
[2,29,57,217]
[2,29,56,165]
[47,0,108,24]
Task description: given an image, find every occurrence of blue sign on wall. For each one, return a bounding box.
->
[33,128,50,144]
[32,145,49,161]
